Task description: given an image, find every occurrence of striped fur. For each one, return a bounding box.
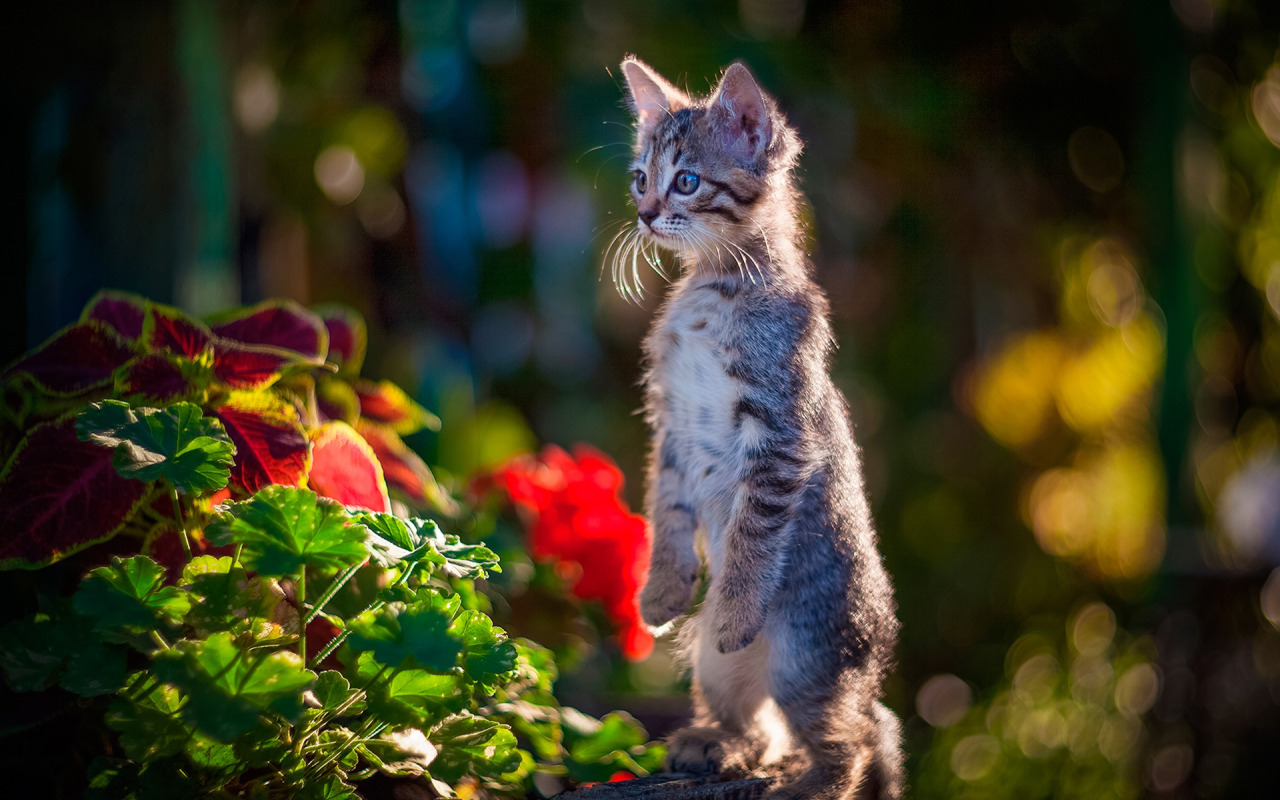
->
[620,58,903,800]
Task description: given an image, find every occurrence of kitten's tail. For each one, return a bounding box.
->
[870,701,905,800]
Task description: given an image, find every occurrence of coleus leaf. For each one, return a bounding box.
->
[314,304,367,375]
[308,421,391,513]
[76,400,235,493]
[114,353,203,404]
[428,713,522,784]
[81,289,147,341]
[212,392,310,493]
[207,298,329,362]
[152,631,316,741]
[346,589,462,672]
[2,321,135,397]
[72,555,192,639]
[0,416,154,570]
[143,303,215,360]
[354,379,440,436]
[205,486,368,576]
[315,374,361,424]
[356,420,448,508]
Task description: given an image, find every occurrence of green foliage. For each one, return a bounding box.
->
[0,292,663,798]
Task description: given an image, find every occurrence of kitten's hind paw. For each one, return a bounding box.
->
[665,726,750,776]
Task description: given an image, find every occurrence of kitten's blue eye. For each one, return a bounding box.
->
[634,171,648,193]
[674,171,700,195]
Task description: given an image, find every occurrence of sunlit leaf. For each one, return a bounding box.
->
[316,374,361,424]
[106,681,188,761]
[312,670,352,711]
[308,421,391,513]
[206,486,368,576]
[114,353,201,404]
[0,416,154,570]
[354,379,440,435]
[212,392,310,493]
[357,420,449,508]
[143,303,216,360]
[450,610,518,688]
[357,511,498,579]
[365,667,465,727]
[77,400,235,493]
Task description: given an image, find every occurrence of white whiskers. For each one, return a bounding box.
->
[599,221,670,303]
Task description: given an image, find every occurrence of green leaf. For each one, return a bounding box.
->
[76,400,235,493]
[346,590,462,672]
[106,681,188,762]
[185,733,238,770]
[85,757,139,800]
[366,667,465,727]
[450,610,518,688]
[312,670,352,711]
[0,615,68,692]
[206,486,368,576]
[429,714,521,784]
[357,511,499,579]
[152,632,316,741]
[73,555,191,639]
[0,611,127,696]
[180,557,283,637]
[296,773,357,800]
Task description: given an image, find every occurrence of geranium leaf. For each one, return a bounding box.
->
[357,511,498,579]
[314,304,367,375]
[81,289,147,341]
[312,670,352,711]
[2,321,135,397]
[152,632,316,741]
[308,421,391,513]
[73,555,192,638]
[297,773,358,800]
[0,611,127,696]
[105,681,188,761]
[354,379,440,435]
[346,590,461,672]
[212,392,310,493]
[181,557,283,636]
[0,416,154,570]
[429,714,522,784]
[365,668,464,727]
[207,299,329,361]
[205,486,368,576]
[76,400,236,493]
[450,610,518,688]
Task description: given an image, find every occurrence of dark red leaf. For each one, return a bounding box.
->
[3,322,135,397]
[0,416,153,569]
[81,290,147,341]
[314,304,367,375]
[145,305,214,359]
[212,396,310,494]
[307,421,390,512]
[115,354,192,403]
[354,380,439,435]
[212,342,308,390]
[208,300,329,362]
[356,420,435,505]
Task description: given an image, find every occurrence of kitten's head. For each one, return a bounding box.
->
[619,57,800,269]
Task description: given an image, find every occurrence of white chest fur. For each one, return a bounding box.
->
[651,284,748,555]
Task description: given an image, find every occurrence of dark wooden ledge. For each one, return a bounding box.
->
[556,773,774,800]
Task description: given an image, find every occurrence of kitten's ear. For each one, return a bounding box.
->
[621,57,686,136]
[709,62,773,165]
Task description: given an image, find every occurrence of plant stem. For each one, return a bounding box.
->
[304,559,365,626]
[149,630,172,651]
[297,568,307,661]
[169,484,193,561]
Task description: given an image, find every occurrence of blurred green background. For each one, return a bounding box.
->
[9,0,1280,796]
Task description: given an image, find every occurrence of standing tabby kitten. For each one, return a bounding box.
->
[618,58,903,800]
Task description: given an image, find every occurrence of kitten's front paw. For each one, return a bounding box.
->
[666,727,735,776]
[714,617,763,654]
[710,591,765,653]
[639,567,696,627]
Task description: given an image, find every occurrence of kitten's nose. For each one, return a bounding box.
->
[639,208,659,226]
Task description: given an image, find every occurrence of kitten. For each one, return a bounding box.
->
[617,57,903,800]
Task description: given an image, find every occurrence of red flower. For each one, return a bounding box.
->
[490,445,653,660]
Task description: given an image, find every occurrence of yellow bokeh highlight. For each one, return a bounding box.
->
[971,333,1068,449]
[1056,316,1163,433]
[1239,172,1280,297]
